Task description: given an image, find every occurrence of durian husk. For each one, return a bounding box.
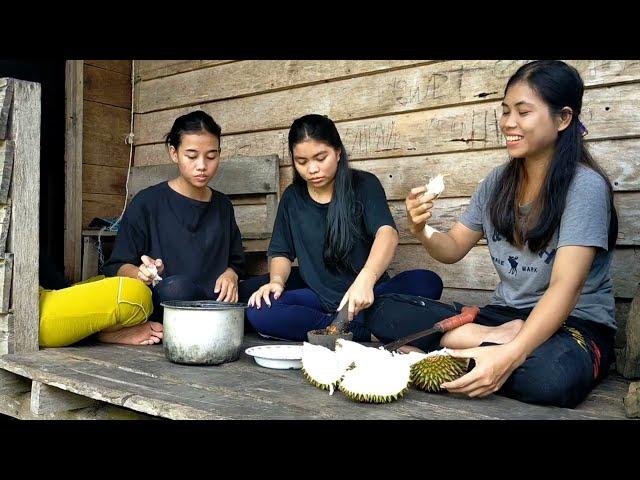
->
[410,354,468,392]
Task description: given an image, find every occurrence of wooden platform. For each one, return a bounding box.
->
[0,334,634,420]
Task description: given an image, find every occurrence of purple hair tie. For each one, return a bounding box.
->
[578,120,588,137]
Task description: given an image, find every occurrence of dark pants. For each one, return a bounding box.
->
[150,274,215,322]
[365,293,615,408]
[238,269,444,342]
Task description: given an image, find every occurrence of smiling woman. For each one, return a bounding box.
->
[368,60,620,409]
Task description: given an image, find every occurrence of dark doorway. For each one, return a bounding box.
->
[0,60,66,273]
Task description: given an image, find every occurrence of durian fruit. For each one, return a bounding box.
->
[338,356,411,404]
[301,342,344,395]
[410,348,468,392]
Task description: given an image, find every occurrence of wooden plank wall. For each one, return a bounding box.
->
[82,60,132,229]
[132,60,640,347]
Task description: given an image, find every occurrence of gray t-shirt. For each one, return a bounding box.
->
[460,163,615,330]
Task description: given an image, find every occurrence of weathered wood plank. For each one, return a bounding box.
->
[128,155,279,199]
[0,254,13,314]
[620,292,640,378]
[84,64,131,109]
[84,60,131,75]
[0,140,14,204]
[137,60,431,113]
[82,193,125,229]
[7,80,40,353]
[136,60,237,81]
[0,78,13,140]
[135,96,640,174]
[83,100,132,168]
[0,342,619,419]
[134,61,640,144]
[389,245,640,299]
[30,380,97,415]
[65,61,83,283]
[83,164,127,195]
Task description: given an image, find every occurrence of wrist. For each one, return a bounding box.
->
[270,276,285,287]
[359,267,378,284]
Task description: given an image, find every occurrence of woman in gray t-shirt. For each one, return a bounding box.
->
[368,60,619,409]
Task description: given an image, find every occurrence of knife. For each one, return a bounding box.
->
[326,302,350,333]
[382,305,480,351]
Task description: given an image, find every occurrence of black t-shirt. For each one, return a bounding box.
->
[103,182,245,292]
[268,169,397,311]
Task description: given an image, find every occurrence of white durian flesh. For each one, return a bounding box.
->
[338,356,411,403]
[425,173,447,198]
[301,342,344,395]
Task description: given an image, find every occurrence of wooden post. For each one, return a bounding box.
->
[64,60,83,283]
[621,290,640,378]
[0,78,13,140]
[6,79,40,353]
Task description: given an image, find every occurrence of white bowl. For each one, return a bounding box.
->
[245,345,303,370]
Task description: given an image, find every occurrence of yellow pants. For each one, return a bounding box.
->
[39,276,153,347]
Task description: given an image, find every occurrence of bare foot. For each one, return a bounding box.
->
[485,319,524,344]
[98,322,164,346]
[441,319,525,349]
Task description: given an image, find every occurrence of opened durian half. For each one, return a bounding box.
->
[410,348,468,392]
[301,342,345,395]
[338,356,411,404]
[301,339,410,403]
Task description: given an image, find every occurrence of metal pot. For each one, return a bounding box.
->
[161,300,247,365]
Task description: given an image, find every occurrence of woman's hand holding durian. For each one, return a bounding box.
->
[440,343,527,397]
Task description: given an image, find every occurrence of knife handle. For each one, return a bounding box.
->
[435,305,480,333]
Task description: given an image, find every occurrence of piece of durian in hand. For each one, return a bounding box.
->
[424,173,449,199]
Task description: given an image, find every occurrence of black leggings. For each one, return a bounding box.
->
[150,275,216,322]
[366,294,615,408]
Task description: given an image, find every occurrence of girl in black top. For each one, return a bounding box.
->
[104,111,245,321]
[242,114,443,341]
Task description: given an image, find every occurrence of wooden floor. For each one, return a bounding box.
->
[0,334,634,420]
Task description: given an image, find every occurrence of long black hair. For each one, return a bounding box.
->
[288,114,361,271]
[165,110,222,150]
[489,60,618,252]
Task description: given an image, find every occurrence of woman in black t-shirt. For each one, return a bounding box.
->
[242,114,443,341]
[104,111,245,326]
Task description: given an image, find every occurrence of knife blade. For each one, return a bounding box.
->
[383,305,480,351]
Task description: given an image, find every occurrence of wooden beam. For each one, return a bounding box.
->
[0,254,13,314]
[64,60,83,283]
[620,291,640,378]
[0,78,13,140]
[7,80,40,353]
[0,140,15,204]
[0,368,30,395]
[30,381,97,415]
